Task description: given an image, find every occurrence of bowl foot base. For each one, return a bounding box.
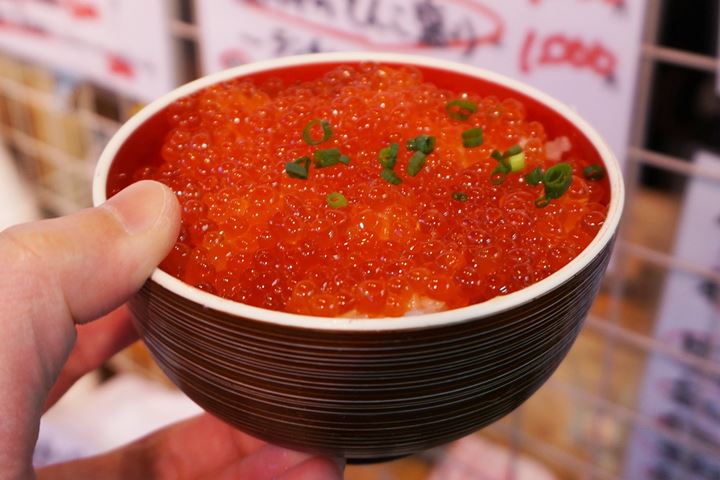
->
[346,454,409,465]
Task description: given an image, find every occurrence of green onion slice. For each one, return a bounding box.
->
[490,166,507,185]
[314,148,348,168]
[407,151,428,177]
[406,135,436,154]
[509,151,525,172]
[302,119,332,145]
[505,144,523,157]
[583,164,605,181]
[379,143,399,169]
[535,196,551,208]
[446,99,478,121]
[452,192,469,202]
[381,168,402,185]
[327,192,347,208]
[525,167,544,185]
[491,150,510,173]
[543,163,573,199]
[462,127,484,148]
[285,156,310,179]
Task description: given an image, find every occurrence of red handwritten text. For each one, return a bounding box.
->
[63,1,100,19]
[107,55,134,78]
[529,0,624,7]
[520,30,617,81]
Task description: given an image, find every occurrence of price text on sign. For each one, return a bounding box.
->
[520,30,617,81]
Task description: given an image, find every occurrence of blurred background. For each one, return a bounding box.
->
[2,0,718,479]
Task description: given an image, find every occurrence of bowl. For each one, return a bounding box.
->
[93,52,624,462]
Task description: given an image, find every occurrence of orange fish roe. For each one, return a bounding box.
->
[131,64,610,317]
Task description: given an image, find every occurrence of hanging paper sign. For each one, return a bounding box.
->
[0,0,176,102]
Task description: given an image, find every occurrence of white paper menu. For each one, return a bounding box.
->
[0,0,176,102]
[196,0,647,165]
[624,151,720,480]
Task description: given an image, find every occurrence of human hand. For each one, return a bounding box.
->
[0,180,344,480]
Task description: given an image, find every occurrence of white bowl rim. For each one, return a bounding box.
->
[93,51,624,332]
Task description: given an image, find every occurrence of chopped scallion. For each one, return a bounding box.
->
[583,164,605,181]
[407,151,428,177]
[490,166,507,185]
[285,156,310,179]
[406,135,436,154]
[491,150,510,173]
[302,119,332,145]
[535,196,551,208]
[462,127,484,148]
[505,144,523,157]
[509,151,525,172]
[314,148,348,168]
[452,192,469,202]
[327,192,347,208]
[543,163,573,199]
[525,167,544,185]
[379,143,399,169]
[446,99,478,121]
[381,168,402,185]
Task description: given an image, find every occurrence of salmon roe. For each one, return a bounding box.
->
[129,64,610,317]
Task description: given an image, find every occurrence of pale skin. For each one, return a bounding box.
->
[0,180,344,480]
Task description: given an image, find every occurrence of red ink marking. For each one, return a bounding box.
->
[108,55,134,78]
[538,34,569,66]
[519,29,536,73]
[220,49,249,68]
[522,31,617,80]
[588,43,616,77]
[0,18,48,37]
[531,0,623,6]
[64,1,99,19]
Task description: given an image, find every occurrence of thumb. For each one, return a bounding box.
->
[2,180,180,326]
[0,180,180,479]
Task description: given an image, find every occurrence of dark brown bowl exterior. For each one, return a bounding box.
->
[128,240,613,460]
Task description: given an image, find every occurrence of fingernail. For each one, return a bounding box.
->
[104,180,169,235]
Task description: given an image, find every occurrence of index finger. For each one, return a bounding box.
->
[36,414,268,480]
[43,306,139,412]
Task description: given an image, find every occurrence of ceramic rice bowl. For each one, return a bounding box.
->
[93,52,624,461]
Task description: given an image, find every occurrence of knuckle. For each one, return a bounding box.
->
[0,225,47,274]
[0,225,57,306]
